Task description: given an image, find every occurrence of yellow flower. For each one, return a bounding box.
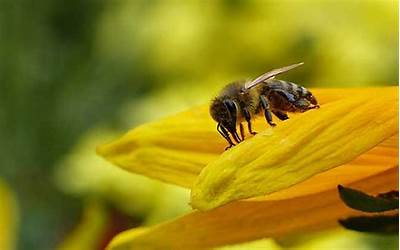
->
[97,87,398,249]
[57,200,108,250]
[0,179,18,250]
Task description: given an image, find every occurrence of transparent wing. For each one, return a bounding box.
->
[245,62,304,89]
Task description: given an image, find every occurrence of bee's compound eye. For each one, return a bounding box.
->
[223,99,238,129]
[223,100,237,115]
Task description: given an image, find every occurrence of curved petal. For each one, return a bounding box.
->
[97,87,397,189]
[0,180,18,250]
[107,166,398,250]
[191,88,398,210]
[57,201,108,250]
[255,144,398,201]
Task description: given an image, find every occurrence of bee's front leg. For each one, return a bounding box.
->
[260,95,276,126]
[231,128,242,144]
[217,123,236,150]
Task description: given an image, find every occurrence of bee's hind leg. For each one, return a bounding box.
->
[260,95,276,126]
[243,108,257,135]
[217,123,235,150]
[272,110,289,121]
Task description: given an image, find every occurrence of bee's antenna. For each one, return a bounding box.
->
[245,62,304,90]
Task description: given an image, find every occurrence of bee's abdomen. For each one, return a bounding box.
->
[262,79,309,98]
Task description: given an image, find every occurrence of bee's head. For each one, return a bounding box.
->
[210,98,238,133]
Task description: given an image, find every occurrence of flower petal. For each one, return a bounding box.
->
[337,185,398,212]
[96,106,220,188]
[97,87,397,189]
[57,201,108,250]
[0,180,17,250]
[107,166,398,250]
[256,141,398,201]
[106,227,149,250]
[191,87,398,210]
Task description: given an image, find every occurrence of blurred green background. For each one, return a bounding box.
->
[0,0,398,249]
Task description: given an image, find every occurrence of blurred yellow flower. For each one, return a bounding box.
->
[0,179,18,250]
[97,87,398,249]
[57,200,108,250]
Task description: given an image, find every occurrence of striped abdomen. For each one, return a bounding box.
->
[259,79,315,113]
[261,79,311,98]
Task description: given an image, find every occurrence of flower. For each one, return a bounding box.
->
[57,200,108,250]
[97,87,398,249]
[0,179,18,250]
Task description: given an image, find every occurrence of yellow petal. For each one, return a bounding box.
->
[214,238,281,250]
[106,227,149,250]
[191,87,398,210]
[257,141,398,201]
[0,180,18,250]
[57,200,108,250]
[96,106,220,188]
[107,166,398,250]
[97,87,397,189]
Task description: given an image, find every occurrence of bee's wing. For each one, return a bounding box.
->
[245,62,304,89]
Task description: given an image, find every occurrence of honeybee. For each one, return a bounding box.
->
[210,62,319,149]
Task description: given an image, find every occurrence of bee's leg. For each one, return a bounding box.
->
[272,110,289,121]
[239,123,245,140]
[217,123,235,149]
[243,108,257,135]
[240,123,245,141]
[231,129,242,144]
[222,99,241,143]
[260,95,276,126]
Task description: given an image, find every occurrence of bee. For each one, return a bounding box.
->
[210,62,319,149]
